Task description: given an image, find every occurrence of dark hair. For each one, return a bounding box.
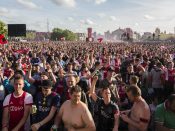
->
[126,85,141,97]
[95,61,100,66]
[40,80,53,89]
[168,94,175,104]
[70,85,82,95]
[14,74,24,82]
[40,72,49,77]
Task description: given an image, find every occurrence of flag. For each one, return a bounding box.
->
[12,48,29,54]
[97,38,103,43]
[0,34,8,44]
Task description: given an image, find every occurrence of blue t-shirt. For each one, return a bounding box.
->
[33,92,60,130]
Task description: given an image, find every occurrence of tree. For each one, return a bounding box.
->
[51,28,77,41]
[155,28,160,36]
[0,20,7,36]
[26,31,36,40]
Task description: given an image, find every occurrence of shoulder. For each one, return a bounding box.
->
[155,103,164,113]
[25,92,32,97]
[80,101,88,109]
[4,93,12,99]
[61,100,70,108]
[24,92,33,104]
[110,101,119,110]
[137,100,150,112]
[79,101,90,113]
[3,94,12,107]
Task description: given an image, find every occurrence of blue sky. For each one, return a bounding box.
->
[0,0,175,34]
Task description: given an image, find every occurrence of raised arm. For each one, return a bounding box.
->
[89,76,98,102]
[27,64,35,84]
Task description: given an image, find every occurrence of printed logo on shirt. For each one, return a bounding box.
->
[38,106,50,112]
[10,106,23,112]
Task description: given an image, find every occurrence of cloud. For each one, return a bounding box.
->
[95,0,107,4]
[80,19,95,25]
[97,13,106,18]
[135,23,139,26]
[67,17,74,21]
[144,14,154,20]
[109,16,117,21]
[16,0,39,9]
[0,7,9,16]
[51,0,76,7]
[0,7,19,18]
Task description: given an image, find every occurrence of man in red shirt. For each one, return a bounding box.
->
[2,74,33,131]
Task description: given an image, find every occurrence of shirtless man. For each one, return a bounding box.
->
[52,85,96,131]
[120,85,150,131]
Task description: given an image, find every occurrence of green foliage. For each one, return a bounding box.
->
[26,31,36,40]
[0,20,7,36]
[51,28,77,41]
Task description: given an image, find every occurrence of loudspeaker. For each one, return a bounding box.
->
[8,24,26,37]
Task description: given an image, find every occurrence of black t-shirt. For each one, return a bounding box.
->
[96,98,119,131]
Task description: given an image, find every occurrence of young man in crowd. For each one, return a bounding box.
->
[60,75,87,105]
[120,85,150,131]
[31,80,60,131]
[90,76,119,131]
[2,74,33,131]
[52,85,96,131]
[155,94,175,131]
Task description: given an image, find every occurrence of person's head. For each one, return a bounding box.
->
[40,72,49,80]
[127,64,134,73]
[156,62,162,68]
[102,87,111,101]
[32,64,40,73]
[66,75,76,88]
[134,58,140,65]
[167,94,175,112]
[81,66,88,72]
[70,85,82,105]
[14,74,24,93]
[126,85,141,102]
[167,61,174,69]
[6,62,12,68]
[40,79,52,96]
[50,53,54,59]
[58,68,65,77]
[129,75,139,85]
[95,61,100,68]
[67,63,73,71]
[107,67,115,78]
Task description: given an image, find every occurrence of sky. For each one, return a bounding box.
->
[0,0,175,34]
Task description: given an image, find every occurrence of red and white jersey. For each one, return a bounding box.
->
[3,92,33,131]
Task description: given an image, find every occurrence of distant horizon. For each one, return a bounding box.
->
[1,0,175,34]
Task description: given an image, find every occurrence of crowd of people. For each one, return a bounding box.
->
[0,41,175,131]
